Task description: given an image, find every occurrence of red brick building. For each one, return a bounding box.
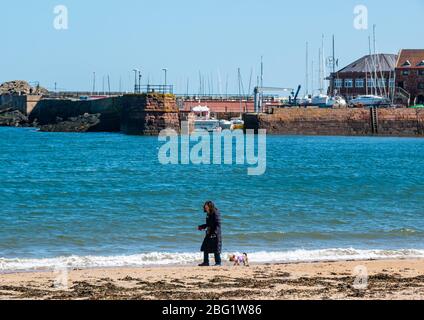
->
[395,49,424,105]
[328,54,397,100]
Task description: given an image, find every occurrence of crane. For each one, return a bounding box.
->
[253,85,302,113]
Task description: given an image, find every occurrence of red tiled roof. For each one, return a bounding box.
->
[396,49,424,69]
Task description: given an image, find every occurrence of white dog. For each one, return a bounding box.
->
[228,253,250,267]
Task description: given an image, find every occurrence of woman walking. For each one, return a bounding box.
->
[198,201,222,266]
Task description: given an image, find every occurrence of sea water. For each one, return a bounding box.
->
[1,127,424,271]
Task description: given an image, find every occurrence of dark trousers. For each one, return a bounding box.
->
[204,252,221,265]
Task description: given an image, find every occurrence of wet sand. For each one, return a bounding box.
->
[1,259,424,300]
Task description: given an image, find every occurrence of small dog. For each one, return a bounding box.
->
[228,253,250,267]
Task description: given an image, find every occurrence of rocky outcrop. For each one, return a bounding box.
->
[38,113,101,132]
[0,80,48,96]
[0,107,30,127]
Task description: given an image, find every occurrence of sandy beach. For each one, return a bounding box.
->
[1,259,424,300]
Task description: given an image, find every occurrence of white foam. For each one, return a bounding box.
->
[1,248,424,272]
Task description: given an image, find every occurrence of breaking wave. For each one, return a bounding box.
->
[1,248,424,272]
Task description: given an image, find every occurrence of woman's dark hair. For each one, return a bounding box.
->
[204,201,218,214]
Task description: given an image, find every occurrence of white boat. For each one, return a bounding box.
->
[194,120,222,133]
[219,119,232,130]
[192,105,211,119]
[326,96,347,108]
[349,95,391,107]
[192,105,222,133]
[311,94,329,107]
[230,118,244,130]
[299,95,312,106]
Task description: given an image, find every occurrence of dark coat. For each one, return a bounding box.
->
[200,209,222,254]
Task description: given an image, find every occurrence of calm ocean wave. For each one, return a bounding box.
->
[1,127,424,270]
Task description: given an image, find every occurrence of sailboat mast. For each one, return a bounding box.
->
[247,68,253,100]
[225,74,229,99]
[332,35,336,96]
[332,35,336,74]
[318,48,323,94]
[321,34,326,95]
[260,56,264,112]
[373,24,379,96]
[238,68,242,115]
[311,60,314,95]
[260,56,264,89]
[373,24,376,56]
[368,36,372,55]
[306,42,309,96]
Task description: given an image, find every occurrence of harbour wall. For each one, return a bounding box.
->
[120,94,180,135]
[29,97,122,132]
[244,108,424,136]
[0,95,43,115]
[16,94,424,137]
[28,93,181,135]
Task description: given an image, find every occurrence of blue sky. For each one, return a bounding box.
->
[2,0,423,94]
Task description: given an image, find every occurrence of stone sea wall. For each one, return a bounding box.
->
[244,108,424,137]
[120,94,180,135]
[23,93,181,134]
[4,91,423,137]
[377,108,424,136]
[29,97,122,132]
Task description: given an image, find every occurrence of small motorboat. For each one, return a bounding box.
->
[219,119,232,130]
[349,95,391,107]
[326,96,347,108]
[311,94,329,107]
[230,118,245,130]
[192,105,221,133]
[299,95,312,106]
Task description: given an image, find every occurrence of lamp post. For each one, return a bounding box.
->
[92,72,96,95]
[162,68,168,93]
[138,70,142,94]
[133,69,139,93]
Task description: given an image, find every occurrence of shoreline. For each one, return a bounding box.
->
[0,256,422,275]
[1,258,424,300]
[2,125,424,139]
[2,247,424,275]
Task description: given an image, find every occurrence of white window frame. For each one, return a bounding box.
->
[334,79,343,88]
[344,79,353,88]
[367,78,376,88]
[355,79,364,88]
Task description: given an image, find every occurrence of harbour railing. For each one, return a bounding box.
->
[45,90,279,102]
[137,85,174,94]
